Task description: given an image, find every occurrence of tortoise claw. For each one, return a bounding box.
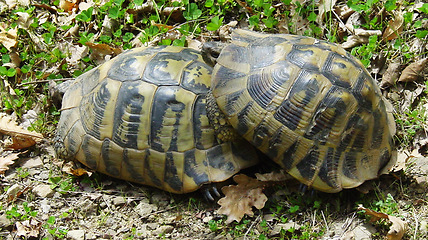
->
[203,185,221,202]
[298,183,308,193]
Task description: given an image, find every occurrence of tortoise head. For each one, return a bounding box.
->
[201,41,225,67]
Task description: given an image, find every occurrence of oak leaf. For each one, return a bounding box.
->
[217,174,268,223]
[358,205,406,240]
[0,153,20,174]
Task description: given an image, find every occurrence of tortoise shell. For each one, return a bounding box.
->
[54,46,259,194]
[209,29,396,193]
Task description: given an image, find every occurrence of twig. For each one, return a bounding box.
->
[17,78,74,87]
[244,214,261,239]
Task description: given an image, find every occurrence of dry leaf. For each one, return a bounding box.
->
[0,24,18,51]
[380,61,402,88]
[370,54,386,75]
[354,29,382,37]
[388,216,407,240]
[358,205,406,240]
[398,58,428,83]
[316,0,337,24]
[59,0,78,12]
[16,218,42,238]
[341,35,369,49]
[383,12,404,41]
[392,150,413,172]
[86,42,122,56]
[0,114,44,149]
[335,4,354,20]
[71,168,93,177]
[217,174,268,223]
[0,153,20,174]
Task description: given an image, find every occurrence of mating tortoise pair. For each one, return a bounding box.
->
[54,29,396,195]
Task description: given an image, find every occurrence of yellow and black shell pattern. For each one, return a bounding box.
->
[55,46,259,194]
[210,29,396,193]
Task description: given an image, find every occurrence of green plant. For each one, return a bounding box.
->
[208,219,221,231]
[48,176,76,194]
[350,35,378,67]
[16,167,30,178]
[43,216,68,239]
[6,202,38,220]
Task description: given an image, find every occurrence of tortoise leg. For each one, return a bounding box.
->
[202,185,221,201]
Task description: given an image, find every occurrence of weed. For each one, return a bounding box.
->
[208,219,222,231]
[43,216,68,239]
[48,176,76,194]
[6,202,38,221]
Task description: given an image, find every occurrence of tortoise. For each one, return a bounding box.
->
[54,45,259,195]
[202,29,396,193]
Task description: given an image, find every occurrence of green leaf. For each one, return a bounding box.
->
[159,39,172,45]
[47,216,56,225]
[21,65,31,74]
[76,7,93,22]
[100,35,112,43]
[113,28,122,38]
[207,16,223,31]
[183,3,202,20]
[205,0,214,8]
[2,54,10,64]
[307,12,317,22]
[78,32,94,45]
[249,15,259,27]
[403,12,413,24]
[384,0,396,11]
[145,25,159,37]
[416,30,428,39]
[108,5,120,19]
[289,205,300,213]
[173,36,186,47]
[262,16,278,28]
[122,32,134,42]
[253,0,263,8]
[133,0,144,5]
[7,68,16,77]
[418,3,428,14]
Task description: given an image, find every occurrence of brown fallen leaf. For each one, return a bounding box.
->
[387,216,407,240]
[86,42,122,56]
[398,58,428,83]
[217,174,268,224]
[16,218,42,238]
[0,153,20,174]
[0,24,17,51]
[380,61,402,88]
[383,12,404,41]
[0,114,44,150]
[71,168,93,177]
[358,205,406,240]
[59,0,78,12]
[341,35,369,49]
